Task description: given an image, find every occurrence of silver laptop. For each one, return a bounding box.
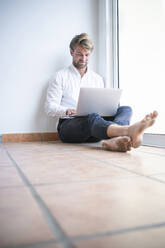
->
[73,87,122,117]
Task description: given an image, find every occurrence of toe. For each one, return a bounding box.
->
[127,142,132,151]
[102,140,108,149]
[153,110,158,118]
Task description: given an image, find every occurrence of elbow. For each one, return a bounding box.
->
[44,103,57,117]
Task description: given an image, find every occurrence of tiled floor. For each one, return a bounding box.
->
[1,141,165,248]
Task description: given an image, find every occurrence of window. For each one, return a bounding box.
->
[118,0,165,146]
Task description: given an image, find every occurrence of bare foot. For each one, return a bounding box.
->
[128,111,158,148]
[102,136,132,152]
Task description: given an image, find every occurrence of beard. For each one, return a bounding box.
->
[73,60,87,69]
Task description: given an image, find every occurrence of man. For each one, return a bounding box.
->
[45,33,158,152]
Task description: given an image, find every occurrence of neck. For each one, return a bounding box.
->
[73,64,87,77]
[77,67,87,77]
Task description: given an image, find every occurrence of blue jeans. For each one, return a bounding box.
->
[57,106,132,143]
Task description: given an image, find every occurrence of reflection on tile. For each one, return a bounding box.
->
[102,150,165,175]
[35,177,165,237]
[139,146,165,156]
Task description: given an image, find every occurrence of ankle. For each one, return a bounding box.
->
[121,126,129,136]
[107,125,129,138]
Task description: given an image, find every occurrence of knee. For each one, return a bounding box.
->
[118,106,133,115]
[87,113,100,122]
[88,112,100,118]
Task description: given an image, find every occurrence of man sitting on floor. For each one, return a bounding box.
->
[45,33,158,152]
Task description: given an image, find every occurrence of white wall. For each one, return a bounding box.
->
[0,0,99,134]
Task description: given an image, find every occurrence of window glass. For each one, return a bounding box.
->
[119,0,165,134]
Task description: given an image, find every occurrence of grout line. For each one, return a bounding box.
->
[32,174,141,186]
[4,221,165,248]
[0,174,141,190]
[70,221,165,242]
[2,144,77,248]
[149,172,165,176]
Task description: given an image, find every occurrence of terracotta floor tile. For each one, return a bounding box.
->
[0,145,13,167]
[2,142,165,247]
[43,242,75,248]
[74,226,165,248]
[18,158,134,185]
[0,187,55,247]
[35,177,165,237]
[25,242,63,248]
[0,167,24,187]
[43,244,62,248]
[44,244,62,248]
[4,142,135,185]
[4,142,88,163]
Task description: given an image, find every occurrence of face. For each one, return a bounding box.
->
[70,45,91,69]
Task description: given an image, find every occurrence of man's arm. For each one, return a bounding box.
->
[45,73,67,117]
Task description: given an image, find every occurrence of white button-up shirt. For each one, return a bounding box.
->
[45,64,104,117]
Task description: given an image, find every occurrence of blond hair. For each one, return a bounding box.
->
[69,33,94,52]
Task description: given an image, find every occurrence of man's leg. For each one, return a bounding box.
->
[57,109,130,144]
[87,106,132,140]
[87,112,132,151]
[57,117,100,143]
[57,106,133,148]
[104,111,158,149]
[112,106,133,125]
[87,110,158,151]
[58,110,158,151]
[101,106,133,151]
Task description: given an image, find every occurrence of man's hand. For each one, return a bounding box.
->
[66,109,76,116]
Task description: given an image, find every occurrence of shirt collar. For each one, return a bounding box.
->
[69,64,89,77]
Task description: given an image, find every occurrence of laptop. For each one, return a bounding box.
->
[71,87,122,117]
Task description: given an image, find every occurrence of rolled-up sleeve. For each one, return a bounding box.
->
[45,73,67,117]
